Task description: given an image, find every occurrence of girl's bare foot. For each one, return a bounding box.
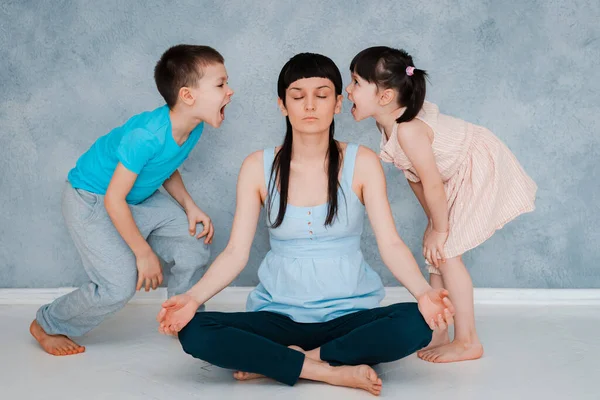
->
[233,371,266,381]
[29,320,85,356]
[419,339,483,363]
[417,329,450,358]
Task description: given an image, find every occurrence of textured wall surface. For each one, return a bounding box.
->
[1,0,598,288]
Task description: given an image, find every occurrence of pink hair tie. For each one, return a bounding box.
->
[406,66,415,76]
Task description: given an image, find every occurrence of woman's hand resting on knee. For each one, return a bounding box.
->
[417,289,455,331]
[156,294,200,335]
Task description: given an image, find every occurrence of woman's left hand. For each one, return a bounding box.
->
[417,288,455,331]
[423,221,448,267]
[157,294,200,335]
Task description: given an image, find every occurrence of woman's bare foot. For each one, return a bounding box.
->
[419,339,483,363]
[326,365,382,396]
[233,371,266,381]
[417,329,450,358]
[289,345,321,361]
[29,320,85,356]
[234,346,309,381]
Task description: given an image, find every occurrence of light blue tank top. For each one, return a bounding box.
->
[246,143,385,323]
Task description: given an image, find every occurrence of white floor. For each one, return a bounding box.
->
[3,302,599,400]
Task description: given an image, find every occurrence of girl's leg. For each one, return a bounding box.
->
[419,256,484,363]
[417,268,450,353]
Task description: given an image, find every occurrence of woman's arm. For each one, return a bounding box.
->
[158,151,267,334]
[356,147,430,298]
[184,151,265,305]
[356,146,454,328]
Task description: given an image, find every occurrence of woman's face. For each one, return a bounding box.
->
[279,77,343,135]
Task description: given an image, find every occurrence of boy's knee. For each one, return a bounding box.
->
[178,235,211,264]
[104,283,137,308]
[100,269,138,307]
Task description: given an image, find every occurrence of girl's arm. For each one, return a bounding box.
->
[407,180,431,219]
[396,121,448,233]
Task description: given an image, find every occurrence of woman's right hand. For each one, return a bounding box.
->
[157,294,200,335]
[417,288,455,330]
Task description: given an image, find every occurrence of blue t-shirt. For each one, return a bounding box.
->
[68,105,204,204]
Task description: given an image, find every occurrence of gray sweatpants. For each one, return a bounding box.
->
[36,182,210,337]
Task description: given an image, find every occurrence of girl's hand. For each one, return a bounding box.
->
[423,220,448,267]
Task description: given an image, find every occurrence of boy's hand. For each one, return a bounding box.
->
[185,204,214,244]
[136,250,163,292]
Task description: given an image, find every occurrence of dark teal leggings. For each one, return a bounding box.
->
[178,302,432,386]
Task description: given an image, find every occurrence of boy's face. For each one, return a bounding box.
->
[188,63,234,128]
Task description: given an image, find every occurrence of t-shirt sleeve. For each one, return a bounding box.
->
[116,129,160,174]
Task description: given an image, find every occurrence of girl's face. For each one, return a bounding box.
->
[345,72,380,122]
[278,77,343,135]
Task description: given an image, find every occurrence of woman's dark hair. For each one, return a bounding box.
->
[350,46,427,124]
[268,53,343,228]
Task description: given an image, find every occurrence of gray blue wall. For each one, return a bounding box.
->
[1,0,598,288]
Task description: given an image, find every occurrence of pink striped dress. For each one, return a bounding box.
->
[380,101,537,274]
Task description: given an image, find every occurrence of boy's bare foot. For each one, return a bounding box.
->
[326,365,382,396]
[233,371,266,381]
[417,329,450,358]
[419,339,483,363]
[30,320,85,356]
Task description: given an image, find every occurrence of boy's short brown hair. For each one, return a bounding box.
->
[154,45,224,108]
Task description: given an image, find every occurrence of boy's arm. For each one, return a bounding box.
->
[162,169,196,211]
[105,163,163,291]
[162,170,214,244]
